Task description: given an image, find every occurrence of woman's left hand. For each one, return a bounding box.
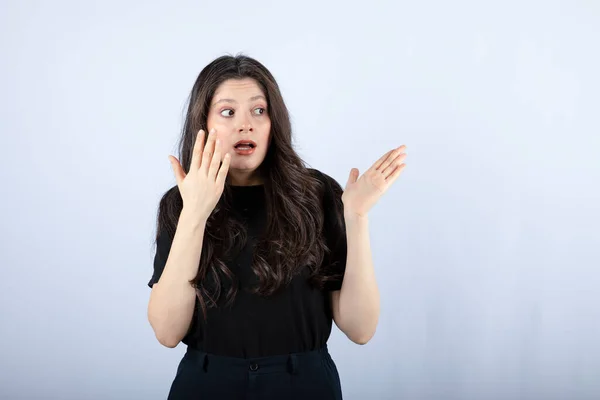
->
[342,145,407,218]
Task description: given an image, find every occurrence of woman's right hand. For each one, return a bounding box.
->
[169,128,231,222]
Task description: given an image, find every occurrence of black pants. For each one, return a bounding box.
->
[167,344,343,400]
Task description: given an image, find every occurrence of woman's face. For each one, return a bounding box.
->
[206,78,271,186]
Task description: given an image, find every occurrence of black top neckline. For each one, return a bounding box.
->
[230,184,264,187]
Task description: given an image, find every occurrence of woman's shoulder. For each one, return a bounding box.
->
[306,168,340,186]
[306,168,344,196]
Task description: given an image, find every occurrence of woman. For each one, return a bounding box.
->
[147,54,407,400]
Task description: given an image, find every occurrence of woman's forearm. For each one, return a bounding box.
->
[337,214,380,343]
[147,208,205,347]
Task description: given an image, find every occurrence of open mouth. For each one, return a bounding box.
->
[234,141,257,150]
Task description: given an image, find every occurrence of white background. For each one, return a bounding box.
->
[1,0,599,399]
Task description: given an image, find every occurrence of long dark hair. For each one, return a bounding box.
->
[155,54,336,317]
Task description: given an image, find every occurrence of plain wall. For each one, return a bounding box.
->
[1,0,599,399]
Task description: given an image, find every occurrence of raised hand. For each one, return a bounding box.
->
[341,145,407,218]
[169,128,231,221]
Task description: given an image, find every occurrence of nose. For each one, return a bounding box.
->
[237,113,253,133]
[238,123,253,133]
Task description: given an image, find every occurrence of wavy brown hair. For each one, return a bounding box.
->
[155,54,340,317]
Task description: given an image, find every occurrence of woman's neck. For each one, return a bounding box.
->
[228,169,264,186]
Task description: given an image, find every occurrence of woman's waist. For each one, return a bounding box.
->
[183,344,331,374]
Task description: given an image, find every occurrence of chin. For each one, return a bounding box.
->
[232,157,265,169]
[230,163,260,174]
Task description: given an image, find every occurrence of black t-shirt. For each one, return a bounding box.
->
[148,169,347,358]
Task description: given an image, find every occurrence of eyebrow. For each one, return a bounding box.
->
[212,95,266,106]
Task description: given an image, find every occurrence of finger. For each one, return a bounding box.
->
[382,152,407,177]
[208,139,223,179]
[378,145,406,173]
[169,155,186,186]
[200,128,217,174]
[346,168,359,188]
[386,163,406,184]
[374,145,407,171]
[372,149,395,171]
[215,153,231,189]
[190,130,206,171]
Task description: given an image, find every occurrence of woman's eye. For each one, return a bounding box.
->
[254,108,265,115]
[220,109,234,117]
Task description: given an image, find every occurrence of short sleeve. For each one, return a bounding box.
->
[318,171,348,291]
[148,230,173,288]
